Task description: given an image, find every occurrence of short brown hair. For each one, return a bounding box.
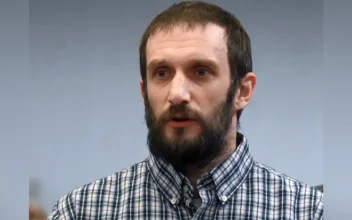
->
[139,1,252,122]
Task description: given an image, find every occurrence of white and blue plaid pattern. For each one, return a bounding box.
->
[48,133,323,219]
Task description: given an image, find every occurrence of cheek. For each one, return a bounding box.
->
[147,88,167,116]
[204,89,223,105]
[201,89,228,115]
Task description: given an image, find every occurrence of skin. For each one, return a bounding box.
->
[141,23,256,196]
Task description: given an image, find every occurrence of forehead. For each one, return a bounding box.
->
[146,23,228,64]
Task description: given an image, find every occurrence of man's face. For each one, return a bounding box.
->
[141,23,236,170]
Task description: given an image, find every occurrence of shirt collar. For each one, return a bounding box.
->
[207,132,254,203]
[146,132,254,205]
[146,152,185,204]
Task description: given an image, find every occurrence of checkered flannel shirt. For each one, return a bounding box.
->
[48,133,323,219]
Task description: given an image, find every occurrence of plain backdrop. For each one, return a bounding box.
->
[27,0,324,213]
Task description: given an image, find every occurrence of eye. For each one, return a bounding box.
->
[195,68,210,77]
[155,69,168,78]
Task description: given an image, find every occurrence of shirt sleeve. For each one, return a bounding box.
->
[313,193,324,220]
[47,192,77,220]
[47,202,60,220]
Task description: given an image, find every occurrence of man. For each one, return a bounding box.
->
[48,1,323,219]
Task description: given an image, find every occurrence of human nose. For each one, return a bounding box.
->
[167,73,191,105]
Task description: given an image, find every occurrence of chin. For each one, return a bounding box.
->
[166,132,202,143]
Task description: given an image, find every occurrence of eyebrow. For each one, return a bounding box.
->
[147,57,219,71]
[147,59,169,70]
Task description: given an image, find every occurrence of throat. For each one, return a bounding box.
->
[183,139,238,198]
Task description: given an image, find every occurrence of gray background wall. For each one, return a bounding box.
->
[27,0,325,214]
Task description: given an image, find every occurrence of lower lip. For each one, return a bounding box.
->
[168,120,195,128]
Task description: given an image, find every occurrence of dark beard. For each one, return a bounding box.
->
[144,87,236,173]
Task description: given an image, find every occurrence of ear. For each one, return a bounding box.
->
[234,72,256,111]
[140,80,145,104]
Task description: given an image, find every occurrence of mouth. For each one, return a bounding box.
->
[172,117,190,122]
[168,116,195,127]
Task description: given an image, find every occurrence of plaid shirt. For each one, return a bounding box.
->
[48,133,323,219]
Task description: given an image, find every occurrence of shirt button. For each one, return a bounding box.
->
[221,195,228,202]
[171,197,178,205]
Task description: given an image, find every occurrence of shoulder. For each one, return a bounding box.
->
[47,160,148,220]
[252,161,321,192]
[250,161,323,218]
[251,161,323,196]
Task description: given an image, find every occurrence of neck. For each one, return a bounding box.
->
[185,130,238,198]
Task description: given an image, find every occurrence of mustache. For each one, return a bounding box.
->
[159,105,200,122]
